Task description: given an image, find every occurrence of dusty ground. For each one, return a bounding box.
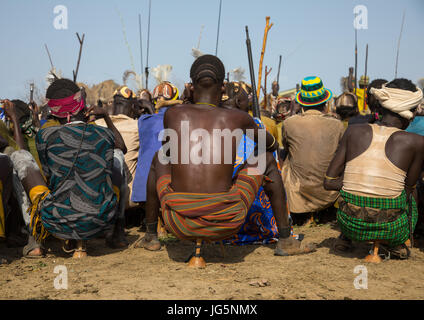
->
[1,222,424,300]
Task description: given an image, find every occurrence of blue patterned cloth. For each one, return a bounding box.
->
[224,117,280,245]
[36,122,118,240]
[131,107,169,203]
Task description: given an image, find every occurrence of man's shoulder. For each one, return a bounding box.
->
[392,129,424,147]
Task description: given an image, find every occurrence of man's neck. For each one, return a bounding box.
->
[379,115,405,130]
[193,94,220,108]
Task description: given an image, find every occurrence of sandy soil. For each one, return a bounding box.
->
[1,222,424,300]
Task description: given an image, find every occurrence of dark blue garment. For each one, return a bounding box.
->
[406,116,424,136]
[131,107,168,202]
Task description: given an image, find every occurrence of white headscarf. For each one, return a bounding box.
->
[370,84,423,120]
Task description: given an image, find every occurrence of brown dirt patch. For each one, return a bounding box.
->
[1,223,424,300]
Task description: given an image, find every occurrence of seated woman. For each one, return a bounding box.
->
[2,78,128,258]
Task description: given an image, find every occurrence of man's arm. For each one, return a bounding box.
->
[405,135,424,198]
[2,99,26,150]
[241,112,279,152]
[86,105,127,154]
[324,128,349,191]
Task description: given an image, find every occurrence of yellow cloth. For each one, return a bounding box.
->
[355,88,368,115]
[29,185,50,203]
[0,181,5,238]
[113,185,120,201]
[41,119,61,129]
[28,185,51,242]
[248,111,279,143]
[276,121,283,148]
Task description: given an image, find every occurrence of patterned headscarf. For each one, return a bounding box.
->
[152,81,179,104]
[47,90,85,122]
[113,86,136,99]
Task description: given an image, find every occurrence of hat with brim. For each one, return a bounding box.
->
[295,76,333,107]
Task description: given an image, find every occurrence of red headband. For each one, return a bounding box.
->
[47,91,85,121]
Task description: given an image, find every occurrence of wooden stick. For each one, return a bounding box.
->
[256,17,273,100]
[44,44,54,69]
[73,33,85,83]
[262,65,272,111]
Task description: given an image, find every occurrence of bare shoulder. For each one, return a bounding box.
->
[345,123,371,137]
[392,130,424,150]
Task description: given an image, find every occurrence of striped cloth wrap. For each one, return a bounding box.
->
[337,190,418,247]
[157,167,262,242]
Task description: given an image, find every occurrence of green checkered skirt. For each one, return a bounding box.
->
[337,190,418,247]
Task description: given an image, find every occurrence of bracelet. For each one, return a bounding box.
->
[267,136,276,150]
[325,175,340,180]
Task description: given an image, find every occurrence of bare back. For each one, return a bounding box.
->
[163,104,260,193]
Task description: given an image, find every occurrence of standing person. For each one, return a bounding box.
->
[5,79,127,258]
[325,78,424,261]
[138,55,314,262]
[282,76,344,225]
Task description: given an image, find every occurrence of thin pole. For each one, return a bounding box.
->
[354,28,358,93]
[145,0,152,89]
[139,13,144,80]
[364,44,369,80]
[245,26,260,119]
[44,44,54,69]
[215,0,223,56]
[277,55,282,86]
[395,10,406,78]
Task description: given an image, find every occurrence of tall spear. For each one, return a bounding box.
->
[44,44,54,70]
[138,13,144,84]
[395,10,406,78]
[354,28,358,93]
[245,26,260,119]
[363,44,369,111]
[276,55,282,87]
[215,0,223,56]
[145,0,152,89]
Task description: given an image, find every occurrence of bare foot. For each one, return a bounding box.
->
[27,247,43,257]
[132,233,161,251]
[274,237,316,256]
[72,250,87,259]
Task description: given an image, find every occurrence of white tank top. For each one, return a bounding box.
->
[342,124,406,198]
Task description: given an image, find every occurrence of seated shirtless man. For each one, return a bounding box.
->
[139,55,314,256]
[325,78,424,259]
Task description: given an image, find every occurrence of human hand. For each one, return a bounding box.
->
[85,104,107,119]
[1,99,18,122]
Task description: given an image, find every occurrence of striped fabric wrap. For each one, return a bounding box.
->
[157,167,262,241]
[337,190,418,247]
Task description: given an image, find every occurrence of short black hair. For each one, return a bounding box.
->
[190,55,225,84]
[367,79,387,97]
[46,78,80,99]
[385,78,418,92]
[11,99,30,123]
